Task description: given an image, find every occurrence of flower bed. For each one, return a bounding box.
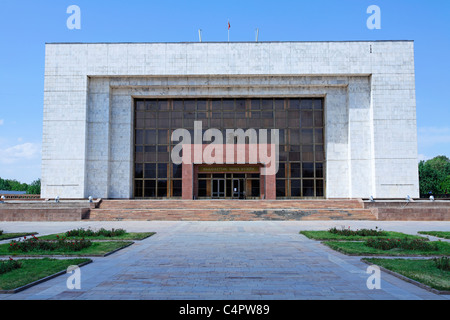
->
[0,258,21,275]
[8,235,92,253]
[365,238,439,252]
[328,226,386,237]
[65,228,126,238]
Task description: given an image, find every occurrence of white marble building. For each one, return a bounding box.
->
[41,41,419,199]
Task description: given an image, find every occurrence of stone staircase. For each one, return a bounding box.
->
[88,199,376,221]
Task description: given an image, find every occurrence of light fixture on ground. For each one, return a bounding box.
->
[55,196,60,203]
[88,196,93,203]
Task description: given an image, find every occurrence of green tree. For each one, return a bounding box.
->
[440,176,450,195]
[419,156,450,196]
[27,179,41,195]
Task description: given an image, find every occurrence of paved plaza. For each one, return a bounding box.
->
[0,220,449,300]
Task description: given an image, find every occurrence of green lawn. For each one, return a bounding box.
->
[0,241,133,257]
[323,241,450,256]
[418,231,450,240]
[0,233,39,241]
[364,258,450,292]
[0,258,91,291]
[300,230,426,241]
[38,232,155,241]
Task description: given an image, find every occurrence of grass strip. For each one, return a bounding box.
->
[364,258,450,292]
[300,230,426,241]
[418,231,450,240]
[323,241,450,256]
[38,232,155,241]
[0,258,91,292]
[0,241,133,257]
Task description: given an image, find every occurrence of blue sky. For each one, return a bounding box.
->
[0,0,449,183]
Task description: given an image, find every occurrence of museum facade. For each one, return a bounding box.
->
[41,41,419,200]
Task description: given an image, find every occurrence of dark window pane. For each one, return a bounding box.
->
[173,100,183,110]
[184,100,195,111]
[301,111,313,127]
[276,180,286,197]
[173,164,182,178]
[314,111,323,127]
[300,99,313,109]
[198,180,207,197]
[146,100,158,111]
[158,130,168,144]
[251,99,261,110]
[313,99,323,110]
[301,129,314,144]
[197,100,207,111]
[316,180,324,197]
[290,163,301,178]
[251,180,260,197]
[222,99,234,110]
[236,99,246,110]
[303,180,314,197]
[145,163,156,178]
[135,130,144,145]
[315,128,323,144]
[290,129,300,144]
[302,163,314,178]
[145,130,156,144]
[144,180,156,197]
[136,101,145,111]
[315,145,324,161]
[145,118,157,127]
[158,164,167,178]
[157,180,167,197]
[316,163,324,178]
[277,163,286,178]
[291,179,301,197]
[212,99,222,111]
[172,180,182,197]
[274,99,284,110]
[158,100,168,111]
[261,99,273,110]
[135,180,143,197]
[135,164,143,179]
[289,99,300,110]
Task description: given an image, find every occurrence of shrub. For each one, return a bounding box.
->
[328,226,386,237]
[365,238,439,251]
[65,228,126,238]
[0,258,21,275]
[0,230,3,236]
[8,235,92,253]
[433,256,450,271]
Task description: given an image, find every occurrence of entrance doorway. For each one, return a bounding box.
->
[232,179,245,199]
[212,179,225,199]
[199,173,260,199]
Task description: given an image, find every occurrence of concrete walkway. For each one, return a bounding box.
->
[0,221,449,300]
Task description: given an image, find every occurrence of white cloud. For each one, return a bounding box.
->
[0,143,41,164]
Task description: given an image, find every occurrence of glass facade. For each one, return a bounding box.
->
[134,98,325,199]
